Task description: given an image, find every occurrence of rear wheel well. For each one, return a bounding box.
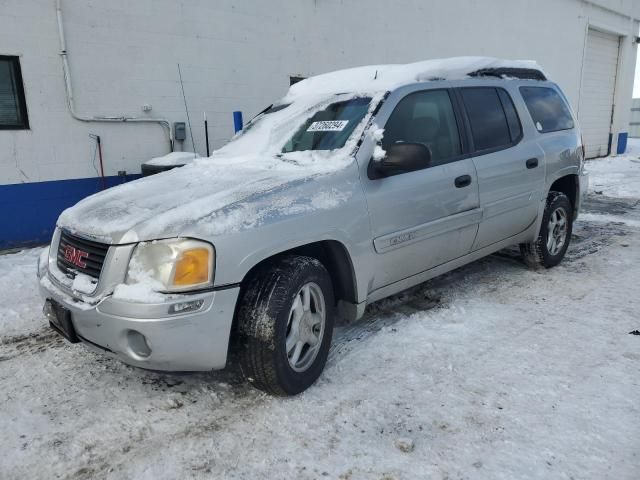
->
[549,175,578,210]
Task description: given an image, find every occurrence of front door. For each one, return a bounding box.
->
[362,88,481,292]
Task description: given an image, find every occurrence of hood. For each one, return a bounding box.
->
[57,151,355,244]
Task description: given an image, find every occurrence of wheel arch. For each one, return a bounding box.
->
[549,174,578,211]
[239,240,358,305]
[228,240,360,352]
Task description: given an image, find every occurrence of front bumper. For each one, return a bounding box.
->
[38,264,239,372]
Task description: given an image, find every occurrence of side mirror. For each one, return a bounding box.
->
[368,142,432,179]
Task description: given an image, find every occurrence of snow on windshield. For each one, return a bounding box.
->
[213,92,379,162]
[282,97,372,153]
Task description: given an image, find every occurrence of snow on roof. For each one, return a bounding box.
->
[283,56,545,102]
[143,151,199,167]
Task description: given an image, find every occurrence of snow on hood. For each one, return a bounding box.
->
[58,151,357,244]
[143,151,199,167]
[283,56,545,102]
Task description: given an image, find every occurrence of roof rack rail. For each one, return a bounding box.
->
[468,67,547,81]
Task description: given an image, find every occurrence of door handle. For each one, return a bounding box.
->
[454,174,472,188]
[526,158,539,169]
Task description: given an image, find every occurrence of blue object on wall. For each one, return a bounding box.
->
[0,174,140,250]
[233,111,243,133]
[617,132,628,154]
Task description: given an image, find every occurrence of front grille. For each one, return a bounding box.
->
[56,231,109,279]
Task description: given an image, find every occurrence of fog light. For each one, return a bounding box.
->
[126,330,152,359]
[168,299,204,315]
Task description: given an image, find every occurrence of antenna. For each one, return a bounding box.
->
[177,63,196,155]
[204,111,210,157]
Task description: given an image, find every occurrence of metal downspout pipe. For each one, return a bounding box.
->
[55,0,174,151]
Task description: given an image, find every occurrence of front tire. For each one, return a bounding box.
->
[520,191,573,269]
[236,255,335,396]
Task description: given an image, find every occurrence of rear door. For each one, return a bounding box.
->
[457,86,545,250]
[361,88,481,291]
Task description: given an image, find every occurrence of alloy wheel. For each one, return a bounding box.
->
[547,206,568,256]
[285,282,326,372]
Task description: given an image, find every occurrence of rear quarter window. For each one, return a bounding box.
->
[519,86,574,133]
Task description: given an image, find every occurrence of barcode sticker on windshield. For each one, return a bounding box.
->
[307,120,349,132]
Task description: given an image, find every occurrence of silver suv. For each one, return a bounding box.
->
[38,58,588,395]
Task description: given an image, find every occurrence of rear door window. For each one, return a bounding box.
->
[460,87,512,152]
[519,86,575,133]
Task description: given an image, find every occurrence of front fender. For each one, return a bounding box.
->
[212,198,373,304]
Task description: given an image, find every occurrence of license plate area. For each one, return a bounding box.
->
[44,299,80,343]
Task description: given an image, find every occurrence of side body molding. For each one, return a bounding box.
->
[373,208,483,254]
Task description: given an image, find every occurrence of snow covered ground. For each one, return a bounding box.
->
[2,142,640,479]
[588,138,640,198]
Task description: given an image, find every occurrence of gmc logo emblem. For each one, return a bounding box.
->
[64,246,89,268]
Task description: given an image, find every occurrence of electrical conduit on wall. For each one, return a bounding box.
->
[55,0,174,151]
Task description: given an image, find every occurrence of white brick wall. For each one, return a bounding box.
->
[0,0,638,185]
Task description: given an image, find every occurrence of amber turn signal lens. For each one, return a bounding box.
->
[173,248,210,286]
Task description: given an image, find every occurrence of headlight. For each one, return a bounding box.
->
[125,239,215,293]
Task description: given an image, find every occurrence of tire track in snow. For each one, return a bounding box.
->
[0,327,66,360]
[3,194,640,479]
[569,194,639,261]
[330,288,444,361]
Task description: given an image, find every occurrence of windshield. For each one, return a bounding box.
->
[213,94,375,161]
[282,97,371,153]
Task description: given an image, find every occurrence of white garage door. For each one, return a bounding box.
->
[579,28,620,159]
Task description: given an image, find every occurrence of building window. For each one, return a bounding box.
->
[289,76,306,86]
[0,56,29,130]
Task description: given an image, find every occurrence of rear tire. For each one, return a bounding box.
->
[236,255,335,396]
[520,191,573,269]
